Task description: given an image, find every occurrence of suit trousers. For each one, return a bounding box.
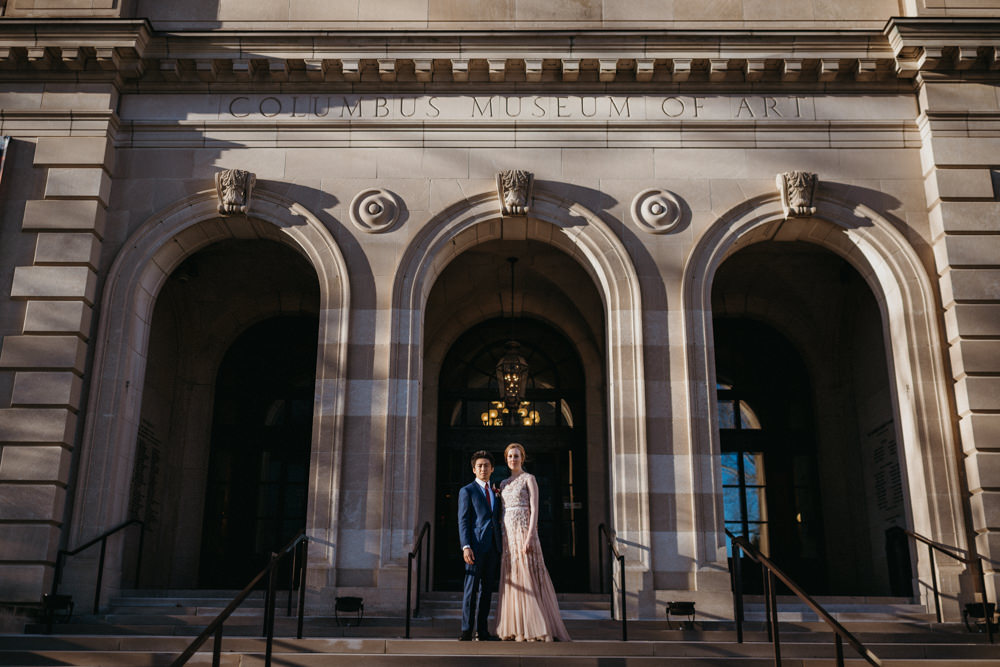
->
[461,546,500,634]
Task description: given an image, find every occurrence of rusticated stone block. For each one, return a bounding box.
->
[34,137,113,170]
[23,301,92,337]
[966,451,1000,493]
[931,202,1000,237]
[944,304,1000,341]
[0,483,65,521]
[970,491,1000,531]
[961,414,1000,455]
[0,445,71,482]
[955,377,1000,414]
[0,408,76,445]
[0,564,48,603]
[44,168,111,206]
[12,372,83,408]
[34,233,101,267]
[22,200,106,238]
[11,266,97,304]
[0,524,59,562]
[940,269,1000,304]
[0,336,87,373]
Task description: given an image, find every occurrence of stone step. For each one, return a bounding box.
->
[2,637,1000,666]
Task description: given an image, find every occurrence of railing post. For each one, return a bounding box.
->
[763,562,773,643]
[212,624,223,667]
[618,553,627,641]
[927,543,941,623]
[835,634,844,667]
[768,569,781,667]
[93,536,108,615]
[406,552,414,639]
[415,540,422,618]
[424,524,431,594]
[297,540,307,640]
[287,543,297,617]
[265,555,278,667]
[732,543,744,644]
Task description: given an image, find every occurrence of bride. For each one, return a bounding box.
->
[494,442,571,642]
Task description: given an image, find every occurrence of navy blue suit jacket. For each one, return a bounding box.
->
[458,480,502,559]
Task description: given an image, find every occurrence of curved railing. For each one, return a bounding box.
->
[726,529,881,667]
[597,523,627,641]
[170,531,316,667]
[893,526,994,644]
[51,518,145,616]
[405,521,431,639]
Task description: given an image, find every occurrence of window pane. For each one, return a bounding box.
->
[742,452,765,485]
[723,487,742,521]
[721,452,739,486]
[745,487,767,523]
[718,400,736,429]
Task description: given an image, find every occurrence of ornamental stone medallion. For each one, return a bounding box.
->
[777,171,818,219]
[631,189,683,233]
[349,188,401,233]
[497,169,533,216]
[215,168,256,215]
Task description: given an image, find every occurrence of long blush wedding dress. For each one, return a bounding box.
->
[494,472,571,642]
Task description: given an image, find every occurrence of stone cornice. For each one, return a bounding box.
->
[0,19,997,86]
[884,17,1000,76]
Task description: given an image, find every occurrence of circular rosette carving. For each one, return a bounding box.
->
[630,189,682,234]
[349,189,401,233]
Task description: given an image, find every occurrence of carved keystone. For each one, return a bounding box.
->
[777,171,818,219]
[496,170,533,217]
[215,168,256,215]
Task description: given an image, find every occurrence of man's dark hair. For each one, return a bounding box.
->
[470,450,494,467]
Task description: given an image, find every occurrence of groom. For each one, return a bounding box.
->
[457,449,502,641]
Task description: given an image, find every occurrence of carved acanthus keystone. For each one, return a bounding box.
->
[497,170,533,216]
[215,168,256,215]
[777,171,818,218]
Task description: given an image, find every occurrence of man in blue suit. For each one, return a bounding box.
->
[457,449,502,641]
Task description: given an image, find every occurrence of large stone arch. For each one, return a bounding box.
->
[683,190,966,608]
[384,188,651,605]
[69,188,350,600]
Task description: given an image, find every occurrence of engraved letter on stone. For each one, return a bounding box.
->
[777,171,817,218]
[215,168,256,215]
[496,169,533,216]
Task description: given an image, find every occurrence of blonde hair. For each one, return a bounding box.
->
[504,442,526,463]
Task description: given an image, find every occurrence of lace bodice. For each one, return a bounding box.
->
[500,472,532,510]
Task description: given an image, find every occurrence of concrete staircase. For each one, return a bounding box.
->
[2,590,999,666]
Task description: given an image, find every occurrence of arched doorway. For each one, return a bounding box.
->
[433,317,589,592]
[199,316,317,587]
[128,239,320,588]
[713,241,911,596]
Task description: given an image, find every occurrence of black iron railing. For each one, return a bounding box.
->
[51,518,145,617]
[893,527,994,644]
[405,521,431,639]
[597,523,627,641]
[726,529,881,667]
[170,531,320,667]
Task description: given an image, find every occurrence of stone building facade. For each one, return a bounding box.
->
[0,1,998,620]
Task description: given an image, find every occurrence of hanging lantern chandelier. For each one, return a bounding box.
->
[478,257,540,427]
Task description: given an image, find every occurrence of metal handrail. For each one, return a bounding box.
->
[894,526,994,644]
[405,521,431,638]
[170,531,311,667]
[597,523,627,641]
[726,529,881,667]
[51,518,145,616]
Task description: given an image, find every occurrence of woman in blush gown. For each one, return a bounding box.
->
[494,442,571,642]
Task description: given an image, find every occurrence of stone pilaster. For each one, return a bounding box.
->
[0,134,111,603]
[921,79,1000,601]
